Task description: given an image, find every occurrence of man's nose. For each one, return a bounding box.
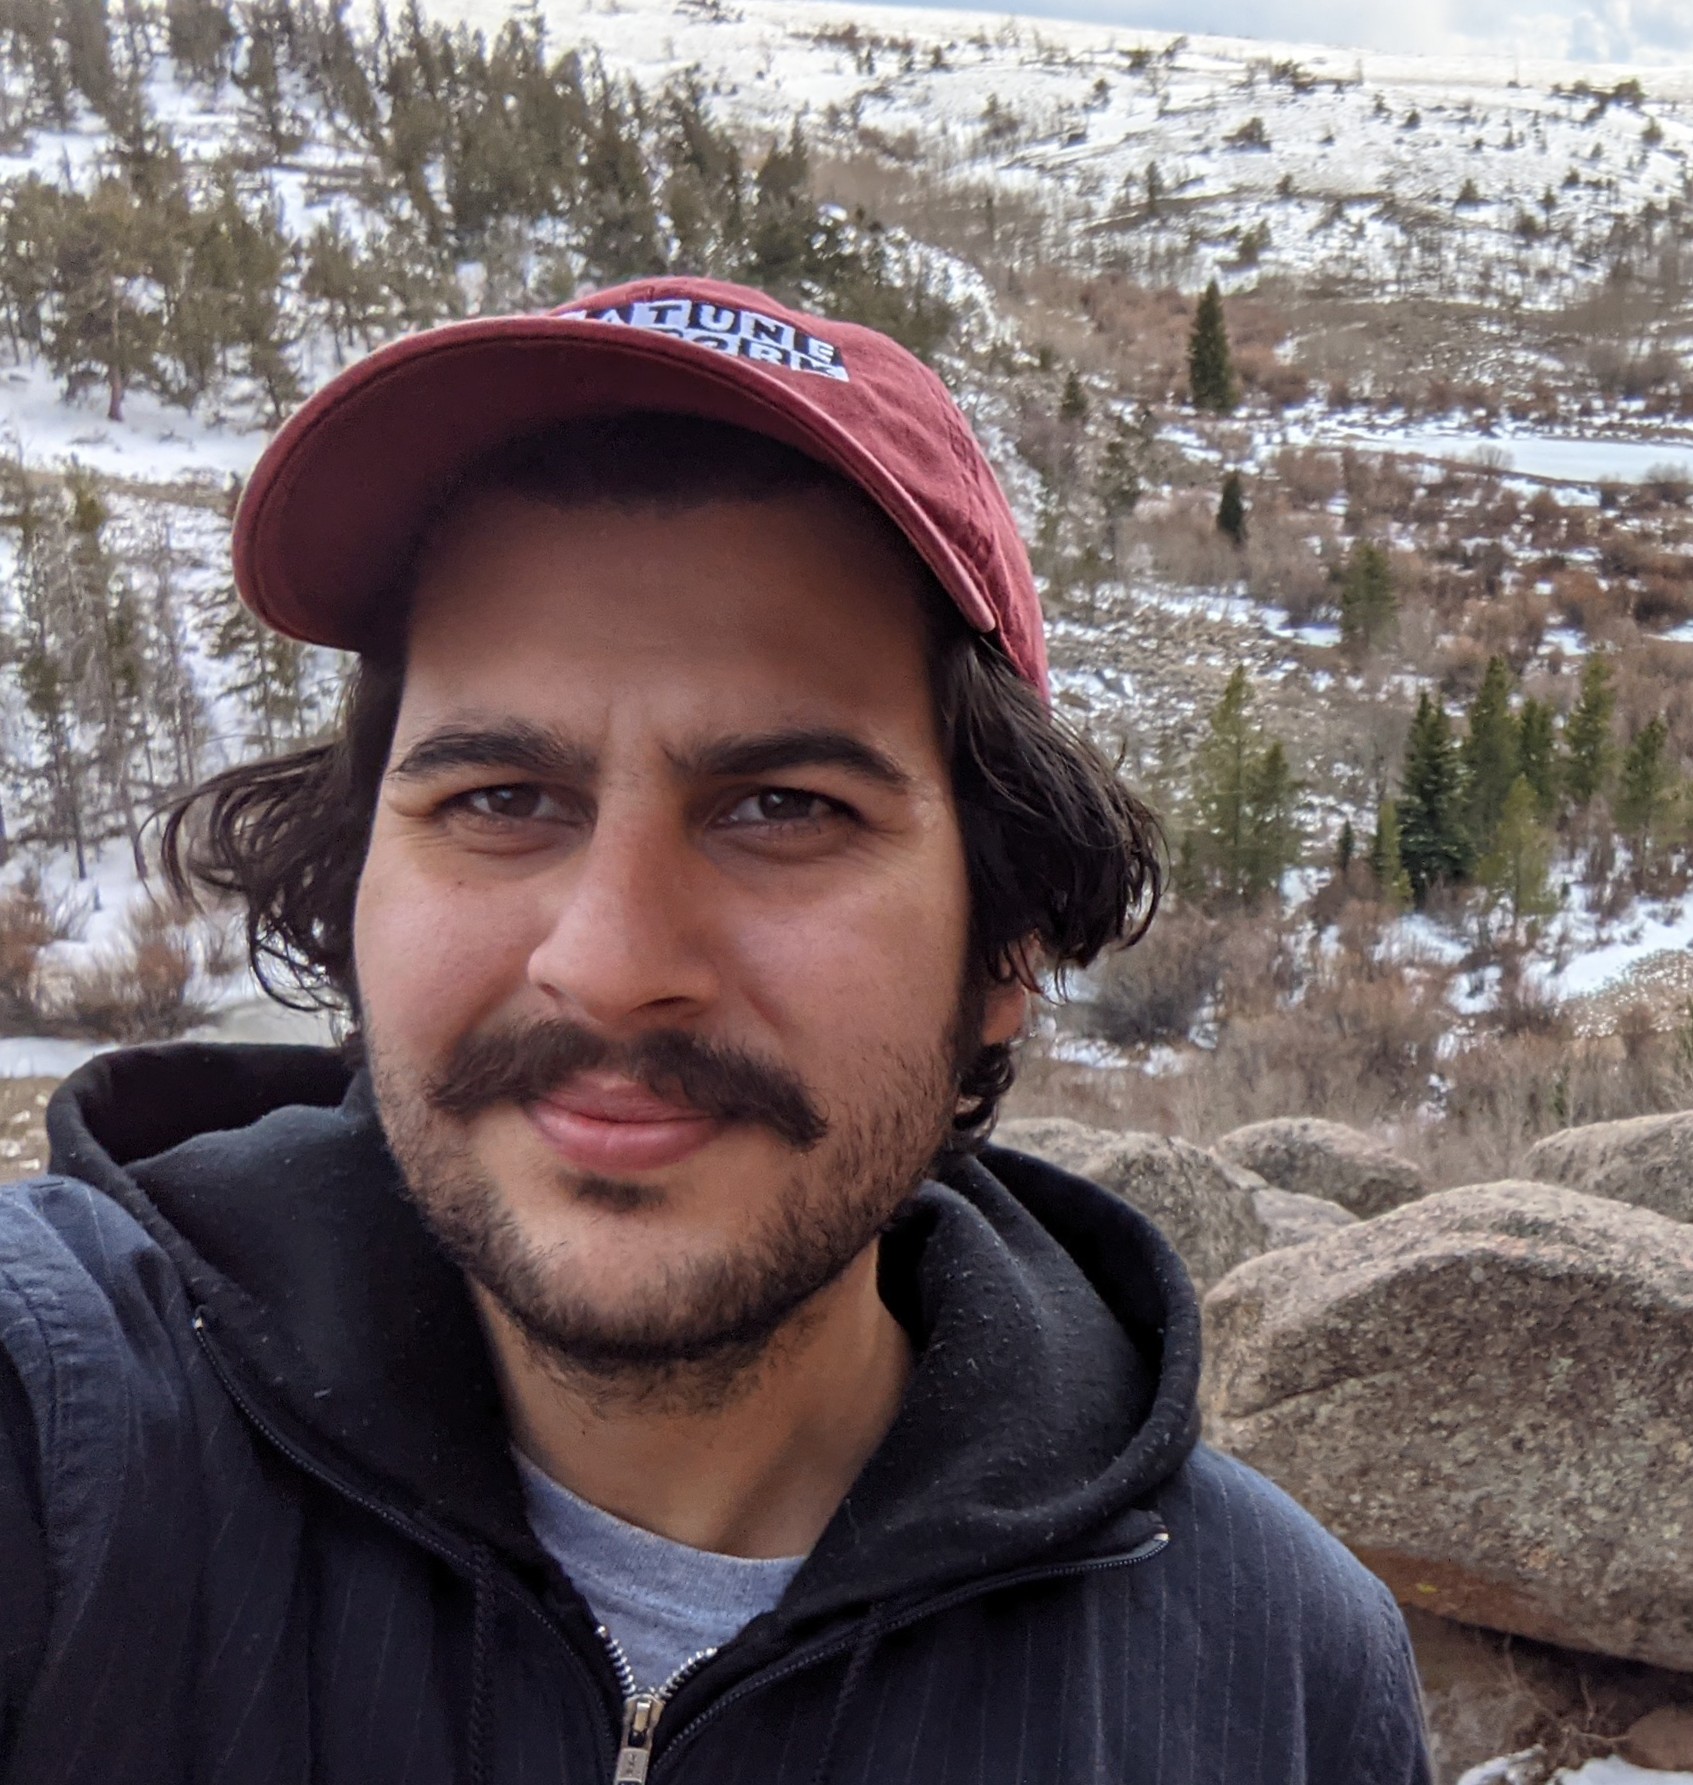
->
[523,802,721,1031]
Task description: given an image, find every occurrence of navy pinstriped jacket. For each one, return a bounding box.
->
[0,1044,1431,1785]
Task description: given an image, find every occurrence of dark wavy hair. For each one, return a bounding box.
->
[162,416,1162,1152]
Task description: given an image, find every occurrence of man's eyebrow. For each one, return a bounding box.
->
[387,722,596,784]
[672,728,915,793]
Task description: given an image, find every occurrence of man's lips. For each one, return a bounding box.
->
[525,1075,721,1173]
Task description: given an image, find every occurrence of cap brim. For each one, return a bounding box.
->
[234,314,1000,652]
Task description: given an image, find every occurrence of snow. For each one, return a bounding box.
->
[1545,887,1693,999]
[0,1037,115,1077]
[1462,1753,1693,1784]
[1325,426,1693,487]
[1561,1765,1693,1784]
[1,355,260,489]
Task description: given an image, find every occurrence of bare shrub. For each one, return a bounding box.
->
[1466,588,1550,669]
[1086,904,1225,1046]
[1122,495,1244,588]
[56,902,208,1043]
[1272,446,1343,508]
[1243,506,1336,618]
[1634,572,1693,629]
[0,874,61,1030]
[1553,568,1627,636]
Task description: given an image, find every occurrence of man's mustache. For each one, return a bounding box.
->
[425,1020,829,1152]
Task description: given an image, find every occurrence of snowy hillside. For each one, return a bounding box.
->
[436,0,1693,313]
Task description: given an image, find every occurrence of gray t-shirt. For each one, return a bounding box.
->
[516,1452,806,1692]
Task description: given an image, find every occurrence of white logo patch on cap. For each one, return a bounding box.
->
[562,298,849,381]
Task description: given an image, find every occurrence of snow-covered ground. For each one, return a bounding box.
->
[1462,1758,1693,1784]
[424,0,1693,309]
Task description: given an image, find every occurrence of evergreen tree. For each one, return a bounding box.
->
[9,476,92,874]
[1335,816,1355,874]
[1184,666,1301,907]
[1242,740,1300,899]
[1339,538,1396,653]
[301,210,387,359]
[1098,413,1146,521]
[1562,655,1616,809]
[1398,692,1469,902]
[1615,716,1673,859]
[1059,369,1088,423]
[1516,696,1558,821]
[1479,775,1557,932]
[744,118,814,292]
[41,176,168,421]
[1368,797,1414,908]
[580,86,663,280]
[1461,654,1518,854]
[211,594,311,752]
[166,0,237,88]
[1187,277,1236,414]
[1216,469,1246,545]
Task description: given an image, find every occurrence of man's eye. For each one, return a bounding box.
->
[722,788,840,827]
[456,785,567,823]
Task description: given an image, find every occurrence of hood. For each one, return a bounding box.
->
[46,1042,1201,1630]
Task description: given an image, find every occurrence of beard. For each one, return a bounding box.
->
[367,999,977,1410]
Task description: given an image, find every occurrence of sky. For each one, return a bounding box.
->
[965,0,1693,63]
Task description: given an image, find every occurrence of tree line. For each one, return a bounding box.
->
[0,0,954,427]
[1177,653,1687,935]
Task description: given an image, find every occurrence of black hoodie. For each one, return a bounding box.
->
[0,1043,1429,1784]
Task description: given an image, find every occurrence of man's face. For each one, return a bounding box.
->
[355,483,1024,1389]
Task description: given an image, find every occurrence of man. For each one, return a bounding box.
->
[0,275,1430,1783]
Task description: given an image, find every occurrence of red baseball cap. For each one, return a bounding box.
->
[232,274,1049,697]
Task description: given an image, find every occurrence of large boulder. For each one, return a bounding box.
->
[1204,1181,1693,1673]
[997,1117,1268,1291]
[1253,1184,1359,1252]
[1524,1111,1693,1225]
[1214,1116,1425,1218]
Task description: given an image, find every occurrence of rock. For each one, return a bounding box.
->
[1622,1705,1693,1770]
[1524,1111,1693,1225]
[997,1117,1269,1292]
[1214,1115,1425,1218]
[1203,1181,1693,1673]
[1405,1609,1693,1785]
[1253,1184,1360,1251]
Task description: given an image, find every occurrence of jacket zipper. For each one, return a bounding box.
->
[190,1314,624,1771]
[646,1527,1172,1778]
[194,1312,1170,1783]
[599,1627,718,1783]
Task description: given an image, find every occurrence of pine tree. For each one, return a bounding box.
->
[1242,740,1300,899]
[1516,696,1558,821]
[1187,278,1237,414]
[9,477,92,875]
[1368,797,1413,908]
[1615,716,1673,858]
[1339,538,1396,653]
[166,0,237,89]
[42,176,169,421]
[1216,470,1246,545]
[1098,414,1146,521]
[1185,666,1301,907]
[1335,817,1355,874]
[1479,775,1557,932]
[1461,655,1518,855]
[745,119,813,291]
[1398,692,1470,902]
[1562,655,1616,809]
[1059,369,1088,423]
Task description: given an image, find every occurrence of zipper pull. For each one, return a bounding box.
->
[613,1691,665,1784]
